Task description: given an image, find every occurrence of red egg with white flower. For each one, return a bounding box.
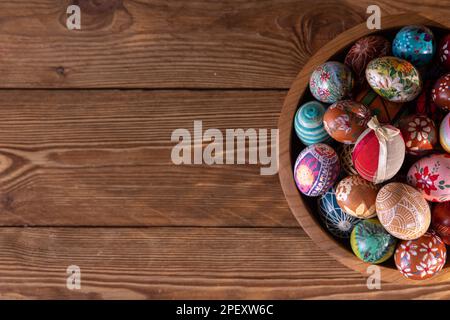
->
[407,153,450,203]
[398,114,437,155]
[395,231,446,280]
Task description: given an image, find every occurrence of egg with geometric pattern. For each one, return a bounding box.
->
[318,187,360,238]
[294,101,330,145]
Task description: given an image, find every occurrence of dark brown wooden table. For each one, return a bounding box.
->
[1,0,450,299]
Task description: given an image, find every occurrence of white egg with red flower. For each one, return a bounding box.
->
[406,153,450,202]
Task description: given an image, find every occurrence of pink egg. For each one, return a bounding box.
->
[407,153,450,202]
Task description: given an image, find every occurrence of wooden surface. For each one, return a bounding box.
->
[1,0,450,299]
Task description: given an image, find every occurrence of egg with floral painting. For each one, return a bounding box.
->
[439,34,450,70]
[309,61,354,104]
[318,187,360,238]
[432,73,450,112]
[395,231,446,280]
[323,100,371,144]
[406,153,450,202]
[350,219,397,264]
[398,114,437,155]
[345,35,390,84]
[440,112,450,153]
[294,143,340,197]
[366,56,422,103]
[335,175,379,219]
[392,25,435,67]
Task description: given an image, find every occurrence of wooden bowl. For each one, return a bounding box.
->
[278,13,450,284]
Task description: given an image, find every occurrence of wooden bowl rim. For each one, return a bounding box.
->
[278,12,450,284]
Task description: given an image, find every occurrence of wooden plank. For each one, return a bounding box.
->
[2,226,450,299]
[0,0,447,88]
[0,89,294,226]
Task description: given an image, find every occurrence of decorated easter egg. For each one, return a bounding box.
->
[432,73,450,112]
[335,175,379,219]
[323,100,371,144]
[309,61,354,104]
[338,144,358,176]
[439,34,450,70]
[395,231,446,280]
[350,219,397,264]
[440,112,450,153]
[345,35,390,84]
[355,87,403,123]
[317,187,360,238]
[376,183,431,240]
[294,101,330,145]
[294,143,340,197]
[366,56,422,103]
[392,25,435,67]
[352,116,405,184]
[406,153,450,202]
[432,202,450,245]
[398,114,437,156]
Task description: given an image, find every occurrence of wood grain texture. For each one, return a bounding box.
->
[0,90,294,227]
[3,227,450,300]
[0,0,448,89]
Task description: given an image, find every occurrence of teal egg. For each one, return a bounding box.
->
[393,25,435,67]
[294,101,330,145]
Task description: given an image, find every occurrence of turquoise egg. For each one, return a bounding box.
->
[393,25,435,67]
[294,101,330,145]
[317,187,360,238]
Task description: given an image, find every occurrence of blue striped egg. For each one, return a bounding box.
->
[318,187,360,238]
[294,101,330,145]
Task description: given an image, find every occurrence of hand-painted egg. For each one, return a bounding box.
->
[355,87,403,123]
[294,143,340,197]
[376,183,431,240]
[338,144,358,176]
[353,116,405,184]
[440,112,450,153]
[317,187,360,238]
[432,73,450,112]
[345,35,390,84]
[335,175,379,219]
[309,61,354,104]
[392,25,435,67]
[432,202,450,245]
[366,56,422,103]
[398,114,437,155]
[350,219,397,264]
[395,231,446,280]
[323,100,371,144]
[439,34,450,70]
[406,153,450,203]
[294,101,330,145]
